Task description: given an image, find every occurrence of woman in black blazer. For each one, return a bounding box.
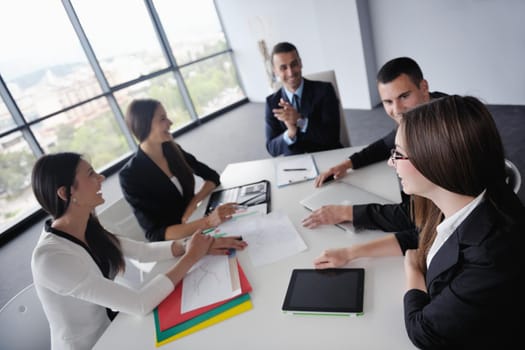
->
[313,95,525,348]
[119,99,243,243]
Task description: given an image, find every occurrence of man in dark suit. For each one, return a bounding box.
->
[303,57,447,232]
[265,42,342,156]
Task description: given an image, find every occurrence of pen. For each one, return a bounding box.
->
[283,168,307,171]
[235,204,249,209]
[211,232,243,240]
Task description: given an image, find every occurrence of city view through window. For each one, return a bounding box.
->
[0,0,245,236]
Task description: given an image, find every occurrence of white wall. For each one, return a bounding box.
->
[217,0,525,108]
[369,0,525,105]
[216,0,376,109]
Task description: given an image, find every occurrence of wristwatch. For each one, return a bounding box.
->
[296,118,306,129]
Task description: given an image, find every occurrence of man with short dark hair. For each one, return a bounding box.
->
[265,42,342,156]
[303,57,446,231]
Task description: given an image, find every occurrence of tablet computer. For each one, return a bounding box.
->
[282,268,364,316]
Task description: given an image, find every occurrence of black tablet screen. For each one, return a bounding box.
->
[282,268,364,313]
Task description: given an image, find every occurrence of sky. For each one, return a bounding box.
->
[0,0,221,80]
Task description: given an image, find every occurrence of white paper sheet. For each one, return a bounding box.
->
[181,255,239,313]
[242,211,307,266]
[231,203,267,220]
[275,154,318,187]
[210,210,307,266]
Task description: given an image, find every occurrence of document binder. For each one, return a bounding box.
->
[205,179,271,215]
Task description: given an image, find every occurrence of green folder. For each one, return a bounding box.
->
[153,293,251,343]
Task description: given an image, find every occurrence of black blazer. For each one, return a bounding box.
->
[396,200,524,349]
[351,91,448,232]
[119,145,220,242]
[265,78,342,156]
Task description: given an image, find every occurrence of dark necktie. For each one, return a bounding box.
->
[292,94,300,112]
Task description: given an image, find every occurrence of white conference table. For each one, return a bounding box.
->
[94,146,416,350]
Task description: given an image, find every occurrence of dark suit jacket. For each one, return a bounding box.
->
[352,91,448,232]
[396,200,524,349]
[119,145,220,242]
[265,78,342,156]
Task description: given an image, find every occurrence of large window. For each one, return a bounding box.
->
[0,0,245,236]
[73,0,169,87]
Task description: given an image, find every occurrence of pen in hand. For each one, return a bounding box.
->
[228,236,244,255]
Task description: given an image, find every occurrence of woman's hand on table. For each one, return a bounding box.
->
[206,202,237,227]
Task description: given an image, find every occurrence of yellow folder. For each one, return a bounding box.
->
[155,298,253,347]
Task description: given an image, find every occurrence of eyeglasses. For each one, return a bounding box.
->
[390,148,409,165]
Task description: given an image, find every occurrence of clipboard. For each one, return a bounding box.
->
[275,154,319,187]
[204,180,271,215]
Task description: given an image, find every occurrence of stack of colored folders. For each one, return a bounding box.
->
[153,258,253,346]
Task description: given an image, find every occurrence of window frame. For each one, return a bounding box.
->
[0,0,247,244]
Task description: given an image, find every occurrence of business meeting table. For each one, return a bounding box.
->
[94,146,417,349]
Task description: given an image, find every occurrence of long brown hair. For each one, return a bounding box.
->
[125,98,195,196]
[401,95,522,268]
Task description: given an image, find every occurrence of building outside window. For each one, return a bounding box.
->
[0,0,245,237]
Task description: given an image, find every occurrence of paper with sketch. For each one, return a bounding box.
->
[181,255,240,313]
[211,210,307,266]
[206,209,263,238]
[243,211,307,266]
[275,154,319,187]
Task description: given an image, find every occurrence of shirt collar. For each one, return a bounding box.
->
[427,189,486,267]
[283,79,304,102]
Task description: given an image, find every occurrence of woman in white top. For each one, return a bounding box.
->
[31,152,247,350]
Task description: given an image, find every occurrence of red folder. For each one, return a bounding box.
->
[157,261,252,331]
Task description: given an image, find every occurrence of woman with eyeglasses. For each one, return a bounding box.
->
[313,95,524,348]
[31,152,246,349]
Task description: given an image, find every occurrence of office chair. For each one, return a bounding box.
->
[304,70,351,147]
[97,197,145,242]
[96,197,154,283]
[504,159,521,194]
[0,283,50,350]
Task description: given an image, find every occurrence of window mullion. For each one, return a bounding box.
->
[0,75,44,156]
[144,0,199,123]
[61,0,137,151]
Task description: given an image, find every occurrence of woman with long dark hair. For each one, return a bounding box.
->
[313,95,524,348]
[31,152,246,349]
[119,98,238,241]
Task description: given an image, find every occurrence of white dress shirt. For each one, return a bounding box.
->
[31,228,176,350]
[427,190,486,268]
[282,80,308,145]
